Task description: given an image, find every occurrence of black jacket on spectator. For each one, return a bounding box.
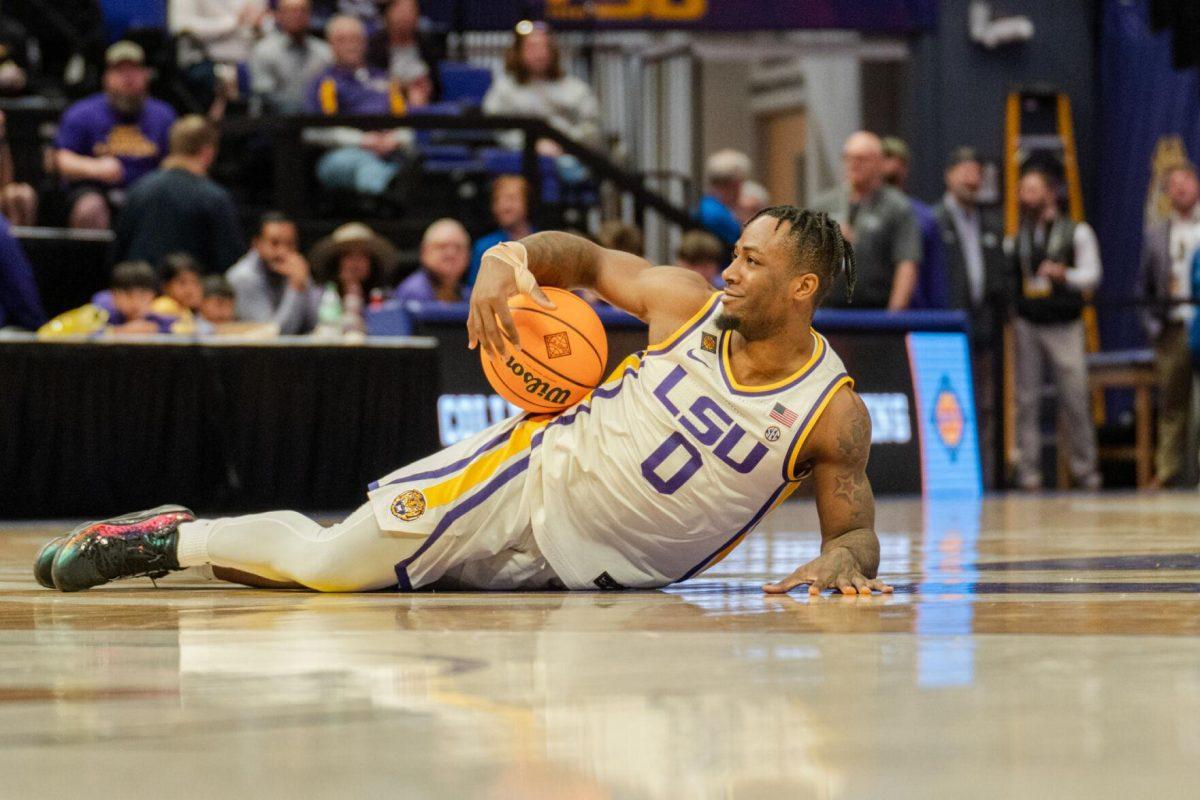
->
[113,167,244,273]
[366,29,446,101]
[933,201,1008,345]
[1010,217,1086,324]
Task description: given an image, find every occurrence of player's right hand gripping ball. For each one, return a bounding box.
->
[481,287,608,413]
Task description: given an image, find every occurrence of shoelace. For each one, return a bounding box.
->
[90,534,171,581]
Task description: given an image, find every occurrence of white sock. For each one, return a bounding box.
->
[175,520,212,568]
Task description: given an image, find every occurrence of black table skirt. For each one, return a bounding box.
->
[0,340,441,518]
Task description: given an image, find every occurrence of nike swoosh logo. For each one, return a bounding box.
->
[686,349,709,367]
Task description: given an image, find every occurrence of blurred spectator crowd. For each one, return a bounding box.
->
[0,1,613,334]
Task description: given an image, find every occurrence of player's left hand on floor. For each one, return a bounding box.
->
[763,552,893,596]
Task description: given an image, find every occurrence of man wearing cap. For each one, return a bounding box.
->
[226,212,322,334]
[394,218,472,303]
[934,146,1008,486]
[881,136,947,309]
[54,41,177,230]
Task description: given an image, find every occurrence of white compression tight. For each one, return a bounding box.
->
[174,503,425,592]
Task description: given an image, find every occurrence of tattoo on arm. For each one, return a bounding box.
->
[803,391,882,577]
[522,231,598,289]
[832,468,873,531]
[836,393,871,464]
[826,392,875,535]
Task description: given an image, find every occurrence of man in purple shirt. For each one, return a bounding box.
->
[394,218,472,303]
[54,41,177,230]
[306,15,420,205]
[307,15,402,116]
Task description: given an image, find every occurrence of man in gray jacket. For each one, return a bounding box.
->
[1137,163,1200,487]
[226,212,321,335]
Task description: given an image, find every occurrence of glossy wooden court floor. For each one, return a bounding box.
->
[1,493,1197,799]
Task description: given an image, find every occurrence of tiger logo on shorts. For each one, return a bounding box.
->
[390,490,427,521]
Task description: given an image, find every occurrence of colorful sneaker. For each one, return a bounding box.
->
[34,516,105,588]
[51,505,194,592]
[33,536,68,588]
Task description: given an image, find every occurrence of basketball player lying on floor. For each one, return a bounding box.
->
[38,206,893,596]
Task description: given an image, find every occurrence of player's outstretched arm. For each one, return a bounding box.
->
[763,388,894,596]
[468,231,713,357]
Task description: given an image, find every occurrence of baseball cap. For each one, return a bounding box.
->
[881,136,911,162]
[105,41,145,67]
[946,146,982,169]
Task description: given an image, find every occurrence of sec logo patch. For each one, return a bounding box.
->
[390,489,427,521]
[765,426,781,442]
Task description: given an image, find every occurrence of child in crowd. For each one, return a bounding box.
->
[39,261,179,336]
[152,253,205,333]
[199,275,237,326]
[103,261,179,334]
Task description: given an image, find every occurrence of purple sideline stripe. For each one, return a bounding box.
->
[718,331,827,398]
[370,421,522,491]
[394,451,536,591]
[779,372,849,483]
[675,481,788,583]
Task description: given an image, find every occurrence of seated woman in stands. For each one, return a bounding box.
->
[482,21,602,159]
[309,222,400,305]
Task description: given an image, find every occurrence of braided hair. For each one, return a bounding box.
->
[747,206,857,304]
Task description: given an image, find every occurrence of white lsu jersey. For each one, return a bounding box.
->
[367,292,853,591]
[529,292,853,589]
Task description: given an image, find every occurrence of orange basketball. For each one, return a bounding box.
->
[481,287,608,413]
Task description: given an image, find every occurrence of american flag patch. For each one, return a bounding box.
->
[769,403,798,428]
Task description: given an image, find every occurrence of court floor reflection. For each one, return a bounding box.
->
[0,493,1197,798]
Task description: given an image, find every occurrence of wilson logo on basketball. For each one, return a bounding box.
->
[544,331,572,359]
[505,356,571,405]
